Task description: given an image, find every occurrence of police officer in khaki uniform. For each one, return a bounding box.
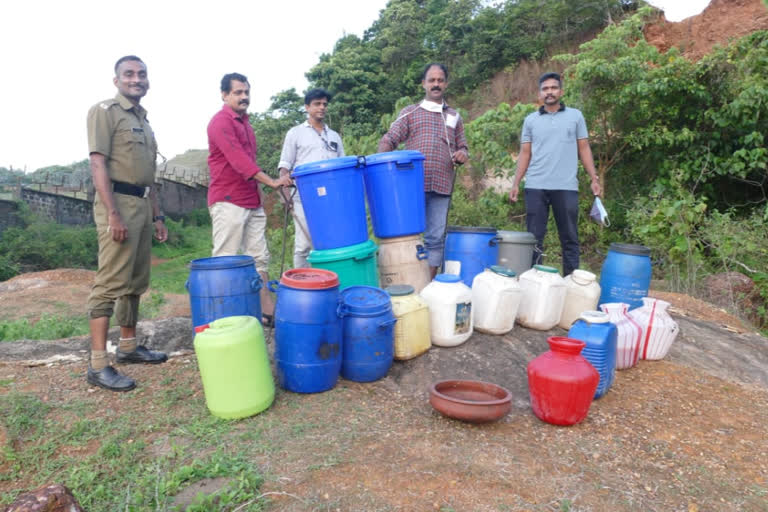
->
[86,55,169,392]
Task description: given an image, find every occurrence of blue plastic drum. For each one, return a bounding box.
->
[186,256,262,333]
[598,243,652,310]
[362,150,426,238]
[568,311,618,399]
[444,226,501,287]
[292,156,367,250]
[269,269,342,393]
[338,286,396,382]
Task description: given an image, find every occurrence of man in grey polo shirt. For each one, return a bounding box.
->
[509,72,601,276]
[278,88,344,268]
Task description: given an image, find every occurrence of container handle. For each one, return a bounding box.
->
[267,280,280,293]
[184,279,190,291]
[353,253,374,262]
[250,277,263,292]
[489,236,502,247]
[336,299,348,318]
[378,318,397,329]
[395,161,414,170]
[356,155,366,168]
[416,244,428,260]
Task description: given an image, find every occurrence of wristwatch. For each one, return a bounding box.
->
[153,215,165,222]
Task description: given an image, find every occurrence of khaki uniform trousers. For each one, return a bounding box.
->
[87,193,153,325]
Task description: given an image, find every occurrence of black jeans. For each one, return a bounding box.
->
[524,188,580,276]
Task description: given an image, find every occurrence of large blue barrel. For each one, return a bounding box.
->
[292,156,367,250]
[338,286,396,382]
[598,243,652,310]
[444,226,500,287]
[567,311,617,399]
[186,256,262,332]
[362,150,426,238]
[269,269,342,393]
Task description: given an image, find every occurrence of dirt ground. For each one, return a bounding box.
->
[1,268,767,510]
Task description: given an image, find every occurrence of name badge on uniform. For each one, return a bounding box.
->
[445,113,458,129]
[132,127,144,133]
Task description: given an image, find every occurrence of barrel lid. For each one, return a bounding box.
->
[385,284,415,296]
[489,265,516,278]
[447,225,496,234]
[307,239,378,263]
[578,310,610,323]
[496,231,537,244]
[291,156,362,178]
[189,255,255,270]
[340,286,392,315]
[435,274,462,283]
[534,264,559,274]
[363,150,425,166]
[280,268,340,289]
[608,242,651,256]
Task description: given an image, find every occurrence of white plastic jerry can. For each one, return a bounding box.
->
[419,274,473,347]
[558,269,601,329]
[516,265,566,330]
[471,265,522,335]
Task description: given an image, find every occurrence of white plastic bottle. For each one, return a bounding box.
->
[471,266,522,335]
[558,269,601,329]
[419,274,473,347]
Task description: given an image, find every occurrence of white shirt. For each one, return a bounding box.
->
[278,121,345,172]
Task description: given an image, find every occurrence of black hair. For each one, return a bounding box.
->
[305,88,332,105]
[421,63,448,81]
[220,73,249,93]
[538,72,562,88]
[114,55,144,75]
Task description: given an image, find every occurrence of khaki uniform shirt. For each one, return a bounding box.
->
[87,93,157,186]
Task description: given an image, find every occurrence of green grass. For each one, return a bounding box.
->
[0,314,90,342]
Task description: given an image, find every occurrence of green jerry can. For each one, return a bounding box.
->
[193,315,275,419]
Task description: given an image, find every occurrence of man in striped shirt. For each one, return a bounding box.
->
[378,63,469,278]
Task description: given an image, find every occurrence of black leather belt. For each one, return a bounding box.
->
[113,181,150,198]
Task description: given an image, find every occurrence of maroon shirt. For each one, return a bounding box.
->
[207,106,263,208]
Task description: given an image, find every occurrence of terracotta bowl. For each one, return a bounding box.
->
[429,379,512,423]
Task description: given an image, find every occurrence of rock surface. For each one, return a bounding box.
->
[3,483,84,512]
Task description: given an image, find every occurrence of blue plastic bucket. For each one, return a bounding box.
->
[598,243,652,310]
[362,150,426,238]
[338,286,396,382]
[567,311,617,399]
[444,226,501,287]
[186,256,262,332]
[292,156,367,250]
[269,269,342,393]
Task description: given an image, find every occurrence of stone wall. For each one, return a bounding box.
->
[20,188,93,226]
[155,180,208,219]
[0,200,24,232]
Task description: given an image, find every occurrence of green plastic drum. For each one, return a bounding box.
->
[307,239,379,290]
[193,315,275,419]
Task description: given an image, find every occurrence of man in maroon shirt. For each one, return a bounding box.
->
[207,72,291,322]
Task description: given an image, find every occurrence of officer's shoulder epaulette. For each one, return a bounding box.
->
[98,99,118,110]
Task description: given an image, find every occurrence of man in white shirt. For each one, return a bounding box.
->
[278,88,345,268]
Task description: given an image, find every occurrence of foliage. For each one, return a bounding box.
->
[0,314,90,342]
[249,88,306,175]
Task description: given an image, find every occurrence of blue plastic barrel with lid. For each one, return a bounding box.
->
[292,156,367,250]
[186,255,262,333]
[362,150,426,238]
[567,311,617,399]
[444,226,501,287]
[338,286,396,382]
[269,268,342,393]
[598,243,652,310]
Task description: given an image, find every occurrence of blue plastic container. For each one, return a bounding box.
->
[292,156,367,250]
[444,226,501,287]
[567,311,618,399]
[338,286,396,382]
[186,256,262,332]
[269,269,342,393]
[362,150,426,238]
[598,243,652,310]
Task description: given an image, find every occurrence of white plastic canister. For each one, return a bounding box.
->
[419,274,473,347]
[471,265,522,335]
[377,235,431,293]
[516,265,567,330]
[558,270,601,329]
[385,285,431,360]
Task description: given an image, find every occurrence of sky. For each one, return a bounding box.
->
[0,0,710,172]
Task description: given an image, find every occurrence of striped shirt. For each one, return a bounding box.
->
[378,103,468,195]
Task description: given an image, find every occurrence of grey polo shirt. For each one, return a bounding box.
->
[278,121,344,172]
[521,104,588,191]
